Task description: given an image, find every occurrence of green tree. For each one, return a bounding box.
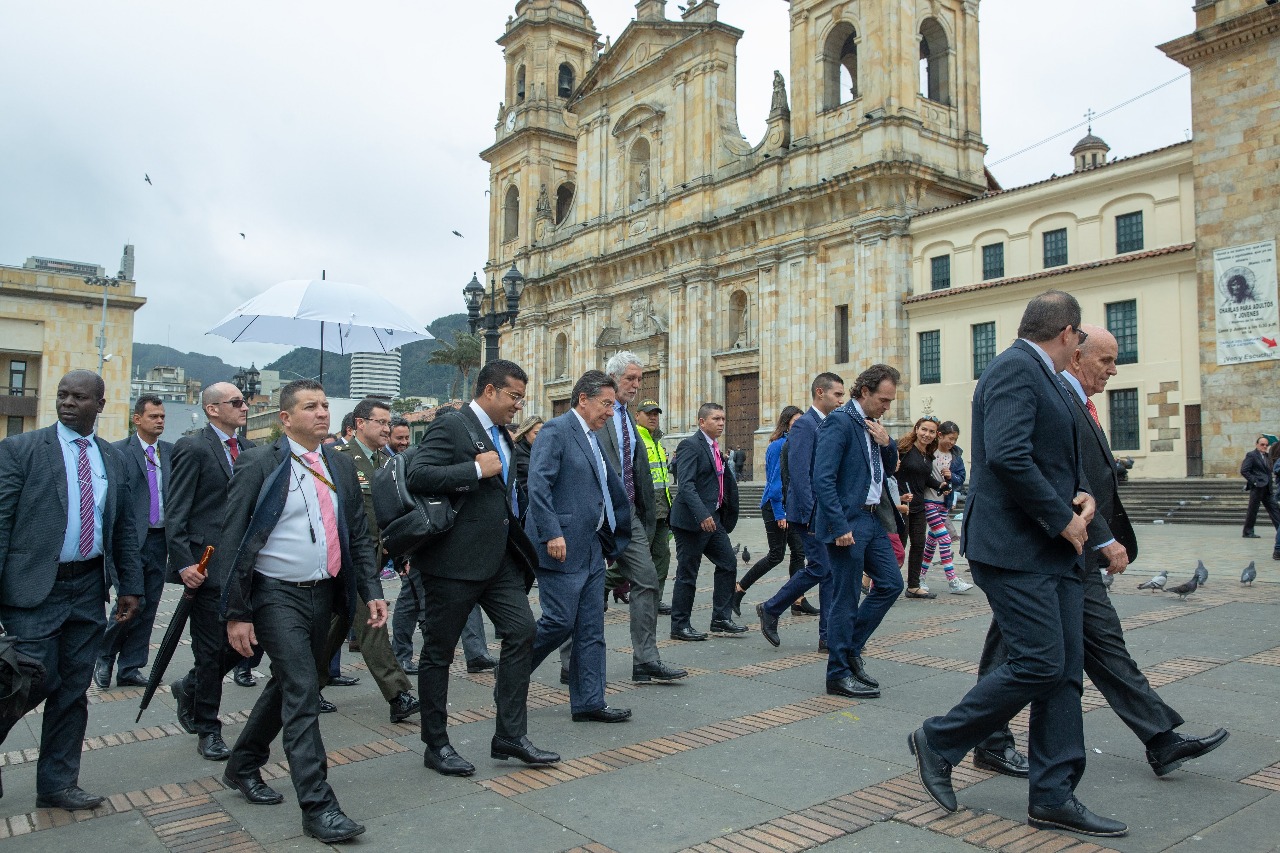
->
[427,332,482,400]
[391,397,422,414]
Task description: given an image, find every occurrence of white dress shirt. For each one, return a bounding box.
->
[254,438,333,583]
[57,422,106,562]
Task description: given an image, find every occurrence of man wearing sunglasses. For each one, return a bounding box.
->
[166,382,257,761]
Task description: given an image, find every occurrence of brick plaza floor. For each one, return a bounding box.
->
[1,523,1277,852]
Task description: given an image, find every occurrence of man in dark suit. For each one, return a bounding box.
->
[1240,434,1278,538]
[593,352,685,682]
[909,291,1127,839]
[406,360,558,777]
[0,370,142,810]
[756,372,845,648]
[95,394,172,689]
[974,325,1228,780]
[669,403,741,640]
[527,370,633,723]
[325,397,418,723]
[804,365,903,700]
[166,381,256,760]
[218,379,386,842]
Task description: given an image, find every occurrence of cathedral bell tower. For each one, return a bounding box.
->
[482,0,600,278]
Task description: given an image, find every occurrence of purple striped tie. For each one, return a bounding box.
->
[145,445,161,526]
[73,437,95,558]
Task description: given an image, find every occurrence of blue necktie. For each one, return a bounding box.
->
[490,425,517,515]
[845,404,882,485]
[587,431,616,532]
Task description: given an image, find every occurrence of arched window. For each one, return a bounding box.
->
[555,182,576,224]
[823,23,858,110]
[629,138,651,204]
[919,18,950,105]
[515,65,526,103]
[557,63,575,99]
[503,186,520,241]
[553,333,568,378]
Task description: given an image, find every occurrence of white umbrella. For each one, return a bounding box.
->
[207,278,433,381]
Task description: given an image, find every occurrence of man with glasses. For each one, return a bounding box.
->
[406,360,558,776]
[166,382,257,761]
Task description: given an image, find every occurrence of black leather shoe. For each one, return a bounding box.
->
[116,671,149,688]
[632,660,688,682]
[401,661,420,675]
[302,807,366,843]
[466,654,498,673]
[35,786,105,811]
[93,659,112,690]
[851,655,879,689]
[757,603,780,647]
[1028,796,1127,837]
[389,691,420,723]
[327,674,360,687]
[657,601,672,615]
[670,626,708,642]
[731,588,745,616]
[818,638,828,652]
[710,619,748,634]
[791,598,820,615]
[908,728,957,813]
[826,676,879,699]
[223,772,284,805]
[318,694,337,713]
[198,733,231,761]
[171,678,196,734]
[973,744,1030,778]
[1146,728,1229,777]
[424,744,475,776]
[491,735,560,765]
[572,705,632,723]
[559,668,570,685]
[1243,531,1260,538]
[233,668,257,687]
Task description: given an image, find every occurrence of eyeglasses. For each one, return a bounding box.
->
[219,398,248,409]
[1062,325,1088,345]
[498,387,526,407]
[360,417,391,427]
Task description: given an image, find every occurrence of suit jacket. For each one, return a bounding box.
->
[0,424,143,608]
[962,340,1087,575]
[527,411,632,570]
[113,435,175,547]
[595,405,656,538]
[1065,382,1138,567]
[217,438,383,623]
[811,403,900,543]
[405,406,537,586]
[334,439,386,545]
[783,407,822,526]
[669,432,740,534]
[166,424,254,587]
[1241,449,1271,489]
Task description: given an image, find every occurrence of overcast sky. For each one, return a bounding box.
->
[0,0,1194,369]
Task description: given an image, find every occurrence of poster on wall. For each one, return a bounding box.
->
[1214,239,1279,366]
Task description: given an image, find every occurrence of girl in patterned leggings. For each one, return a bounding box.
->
[920,427,972,594]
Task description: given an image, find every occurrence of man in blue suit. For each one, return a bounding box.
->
[808,365,903,699]
[0,370,142,810]
[756,372,845,649]
[910,291,1128,839]
[526,371,632,724]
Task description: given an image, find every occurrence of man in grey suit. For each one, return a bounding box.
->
[166,381,256,761]
[527,371,633,723]
[95,394,172,688]
[973,325,1228,780]
[0,370,142,810]
[910,291,1129,839]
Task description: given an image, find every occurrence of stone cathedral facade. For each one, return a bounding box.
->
[482,0,988,471]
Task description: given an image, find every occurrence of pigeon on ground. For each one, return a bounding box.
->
[1137,570,1168,592]
[1167,576,1199,600]
[741,547,751,564]
[144,173,152,185]
[1241,561,1257,586]
[1193,561,1208,586]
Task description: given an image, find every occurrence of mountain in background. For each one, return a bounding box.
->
[133,312,477,400]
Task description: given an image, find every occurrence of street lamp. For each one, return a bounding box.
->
[464,261,524,364]
[232,363,261,403]
[84,274,124,372]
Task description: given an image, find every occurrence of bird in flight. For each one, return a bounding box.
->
[452,230,464,238]
[144,174,153,185]
[239,233,246,239]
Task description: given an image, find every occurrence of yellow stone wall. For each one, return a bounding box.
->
[0,264,145,441]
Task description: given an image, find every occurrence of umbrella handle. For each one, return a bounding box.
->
[196,545,215,576]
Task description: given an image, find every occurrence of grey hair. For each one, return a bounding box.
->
[604,350,644,379]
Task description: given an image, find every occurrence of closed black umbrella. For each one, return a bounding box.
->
[136,545,214,723]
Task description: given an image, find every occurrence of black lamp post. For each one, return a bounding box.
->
[232,363,261,402]
[464,261,524,365]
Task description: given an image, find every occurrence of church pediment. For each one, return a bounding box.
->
[571,21,700,105]
[611,104,665,138]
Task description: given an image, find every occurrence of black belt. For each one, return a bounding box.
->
[259,574,333,589]
[147,527,166,535]
[57,556,103,579]
[862,504,878,513]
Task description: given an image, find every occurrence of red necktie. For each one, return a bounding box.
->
[226,436,239,462]
[1085,398,1101,427]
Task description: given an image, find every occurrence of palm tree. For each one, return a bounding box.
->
[427,331,482,400]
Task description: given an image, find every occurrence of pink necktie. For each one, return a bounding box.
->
[711,441,725,507]
[302,451,341,577]
[1085,398,1101,427]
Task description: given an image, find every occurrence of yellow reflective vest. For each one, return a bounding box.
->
[638,425,672,516]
